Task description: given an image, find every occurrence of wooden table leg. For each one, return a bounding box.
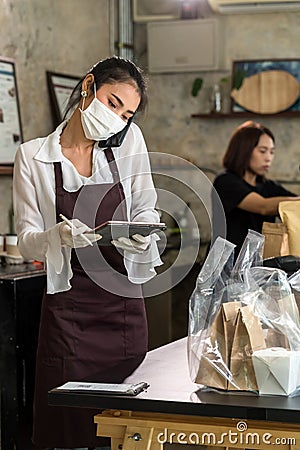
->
[95,411,157,450]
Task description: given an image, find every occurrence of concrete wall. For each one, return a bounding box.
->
[136,11,300,183]
[0,0,109,232]
[133,11,300,242]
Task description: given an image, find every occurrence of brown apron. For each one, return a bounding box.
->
[32,148,148,449]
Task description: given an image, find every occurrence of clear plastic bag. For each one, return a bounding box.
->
[188,230,300,396]
[188,236,235,385]
[288,269,300,317]
[243,266,300,350]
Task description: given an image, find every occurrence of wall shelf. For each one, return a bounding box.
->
[191,111,300,119]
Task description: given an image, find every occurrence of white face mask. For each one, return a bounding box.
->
[79,84,126,141]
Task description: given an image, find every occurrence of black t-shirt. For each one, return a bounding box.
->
[212,171,295,257]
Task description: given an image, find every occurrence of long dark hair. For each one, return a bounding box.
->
[222,123,275,178]
[63,56,148,120]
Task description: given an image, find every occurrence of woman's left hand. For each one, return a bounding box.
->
[112,234,150,254]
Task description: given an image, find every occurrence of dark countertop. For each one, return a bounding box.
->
[0,261,45,280]
[49,338,300,424]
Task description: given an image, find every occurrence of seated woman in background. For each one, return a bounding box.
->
[212,121,300,259]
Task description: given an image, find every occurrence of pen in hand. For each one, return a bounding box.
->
[59,214,93,247]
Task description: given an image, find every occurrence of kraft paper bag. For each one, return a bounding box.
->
[264,294,298,350]
[262,222,289,259]
[195,301,241,389]
[265,328,288,349]
[278,201,300,257]
[230,305,266,391]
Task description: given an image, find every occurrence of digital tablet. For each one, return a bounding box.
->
[88,220,167,246]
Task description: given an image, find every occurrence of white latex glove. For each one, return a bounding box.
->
[112,234,150,254]
[59,219,102,248]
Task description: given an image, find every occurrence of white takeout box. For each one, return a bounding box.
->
[252,347,300,396]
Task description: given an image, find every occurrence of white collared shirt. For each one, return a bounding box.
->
[13,121,163,293]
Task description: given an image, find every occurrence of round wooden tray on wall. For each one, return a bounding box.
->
[230,70,300,114]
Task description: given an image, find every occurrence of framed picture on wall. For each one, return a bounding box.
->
[0,57,23,164]
[230,59,300,114]
[46,71,80,128]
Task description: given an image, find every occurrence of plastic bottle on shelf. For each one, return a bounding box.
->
[211,84,222,113]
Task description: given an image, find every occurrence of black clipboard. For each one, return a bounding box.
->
[89,220,167,246]
[55,381,150,396]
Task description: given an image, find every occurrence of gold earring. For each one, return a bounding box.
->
[81,90,87,97]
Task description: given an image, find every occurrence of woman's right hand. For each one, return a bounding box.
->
[59,219,102,248]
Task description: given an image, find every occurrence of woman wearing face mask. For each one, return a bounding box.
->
[13,56,163,450]
[212,121,300,259]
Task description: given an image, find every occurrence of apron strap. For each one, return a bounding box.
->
[54,162,64,222]
[104,147,120,184]
[54,162,63,188]
[104,147,127,219]
[53,150,127,222]
[55,150,120,185]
